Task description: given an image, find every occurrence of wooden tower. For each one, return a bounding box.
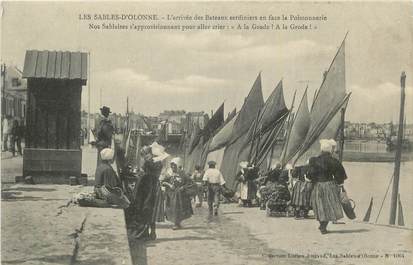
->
[22,50,87,183]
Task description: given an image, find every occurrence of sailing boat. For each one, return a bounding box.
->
[219,73,264,189]
[291,35,351,166]
[281,87,311,166]
[183,102,225,174]
[204,111,239,171]
[240,79,290,172]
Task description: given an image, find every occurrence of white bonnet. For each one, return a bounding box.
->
[320,139,336,152]
[239,161,249,169]
[100,148,114,161]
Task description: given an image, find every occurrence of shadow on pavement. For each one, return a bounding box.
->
[222,211,244,215]
[2,187,57,192]
[2,254,72,264]
[1,192,67,202]
[172,225,207,230]
[328,228,370,234]
[149,235,214,243]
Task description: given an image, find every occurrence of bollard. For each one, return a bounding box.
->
[69,176,78,186]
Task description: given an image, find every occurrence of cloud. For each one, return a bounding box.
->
[82,68,230,114]
[157,31,255,51]
[96,68,228,93]
[157,32,334,63]
[347,82,413,123]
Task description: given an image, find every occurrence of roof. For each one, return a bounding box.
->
[22,50,87,83]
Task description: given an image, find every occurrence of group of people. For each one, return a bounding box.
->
[92,106,229,241]
[254,139,348,234]
[1,115,24,156]
[92,105,348,237]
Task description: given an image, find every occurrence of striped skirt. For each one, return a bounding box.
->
[291,180,313,208]
[310,181,343,222]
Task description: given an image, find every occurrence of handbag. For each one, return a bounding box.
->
[340,186,356,220]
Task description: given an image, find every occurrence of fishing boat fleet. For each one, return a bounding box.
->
[183,35,350,190]
[118,34,408,227]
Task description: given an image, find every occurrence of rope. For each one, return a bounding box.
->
[375,174,394,224]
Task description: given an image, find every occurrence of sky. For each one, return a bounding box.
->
[1,1,413,123]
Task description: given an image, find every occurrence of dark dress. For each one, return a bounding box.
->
[94,162,129,208]
[237,167,259,203]
[163,171,193,225]
[307,152,347,222]
[124,159,163,234]
[95,162,122,189]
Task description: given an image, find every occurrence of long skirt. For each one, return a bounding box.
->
[165,189,193,224]
[152,186,165,223]
[291,180,313,208]
[310,181,343,222]
[239,181,256,201]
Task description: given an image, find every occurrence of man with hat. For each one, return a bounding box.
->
[96,106,114,167]
[203,160,226,216]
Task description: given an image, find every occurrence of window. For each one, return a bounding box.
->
[11,78,21,87]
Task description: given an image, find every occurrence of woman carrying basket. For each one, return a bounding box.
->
[307,139,348,234]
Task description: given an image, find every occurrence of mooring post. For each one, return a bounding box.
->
[389,71,406,225]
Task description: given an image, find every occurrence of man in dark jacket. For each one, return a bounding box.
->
[10,119,23,156]
[96,106,114,166]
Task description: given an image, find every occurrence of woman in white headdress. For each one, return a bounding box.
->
[162,157,193,230]
[124,142,168,240]
[307,139,348,234]
[94,148,130,208]
[236,161,259,207]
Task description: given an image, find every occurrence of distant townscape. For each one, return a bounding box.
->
[2,63,412,145]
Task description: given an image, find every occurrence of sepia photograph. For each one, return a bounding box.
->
[1,1,412,264]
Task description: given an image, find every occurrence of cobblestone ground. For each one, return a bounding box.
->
[138,203,412,265]
[1,146,412,265]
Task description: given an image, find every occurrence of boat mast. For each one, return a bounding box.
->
[338,108,346,162]
[389,71,406,225]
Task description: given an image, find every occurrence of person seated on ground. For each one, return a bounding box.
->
[258,163,282,210]
[266,181,291,214]
[162,158,194,230]
[94,148,130,208]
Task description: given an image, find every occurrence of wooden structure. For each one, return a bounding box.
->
[22,50,87,183]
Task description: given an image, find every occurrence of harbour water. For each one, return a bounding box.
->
[343,161,413,228]
[344,140,388,153]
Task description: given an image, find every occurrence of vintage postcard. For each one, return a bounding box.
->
[1,1,412,265]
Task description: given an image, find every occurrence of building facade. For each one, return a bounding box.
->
[1,64,27,123]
